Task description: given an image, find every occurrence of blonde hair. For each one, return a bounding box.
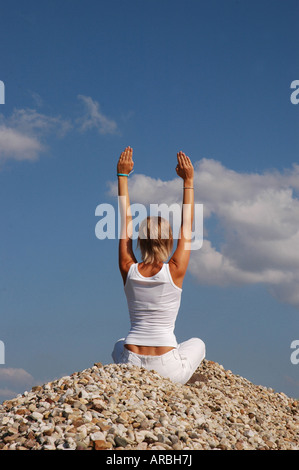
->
[137,216,173,264]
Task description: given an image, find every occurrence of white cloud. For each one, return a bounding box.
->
[0,94,120,165]
[0,368,35,401]
[77,95,118,135]
[0,108,71,163]
[0,388,20,400]
[28,91,44,107]
[0,367,34,384]
[0,125,43,161]
[108,158,299,309]
[8,108,72,137]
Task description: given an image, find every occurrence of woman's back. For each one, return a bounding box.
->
[133,261,185,290]
[136,261,164,278]
[124,263,182,348]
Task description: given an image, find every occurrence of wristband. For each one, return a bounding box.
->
[117,170,134,177]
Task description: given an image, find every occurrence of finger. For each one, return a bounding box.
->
[186,156,193,167]
[183,154,189,166]
[180,153,187,168]
[122,146,130,156]
[126,146,133,161]
[124,147,130,161]
[177,152,183,165]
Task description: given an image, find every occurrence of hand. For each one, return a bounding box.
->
[117,146,134,175]
[175,151,194,181]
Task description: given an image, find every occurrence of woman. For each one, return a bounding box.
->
[112,146,205,384]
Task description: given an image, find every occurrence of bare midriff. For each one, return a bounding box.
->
[124,344,175,356]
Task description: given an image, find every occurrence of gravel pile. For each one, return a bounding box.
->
[0,359,298,450]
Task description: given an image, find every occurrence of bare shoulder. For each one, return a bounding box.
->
[119,260,135,285]
[168,258,184,289]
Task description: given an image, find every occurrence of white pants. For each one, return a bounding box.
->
[112,337,206,385]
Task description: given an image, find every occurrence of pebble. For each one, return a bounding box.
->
[0,359,298,450]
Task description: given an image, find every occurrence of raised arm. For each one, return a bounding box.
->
[117,146,137,284]
[169,151,194,288]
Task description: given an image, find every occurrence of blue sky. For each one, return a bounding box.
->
[0,0,298,401]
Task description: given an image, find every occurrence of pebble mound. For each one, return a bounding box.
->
[0,359,298,450]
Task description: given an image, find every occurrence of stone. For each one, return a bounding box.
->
[114,436,128,448]
[0,360,297,451]
[30,411,44,421]
[90,431,106,441]
[94,440,113,450]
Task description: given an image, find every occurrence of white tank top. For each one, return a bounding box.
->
[124,263,182,347]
